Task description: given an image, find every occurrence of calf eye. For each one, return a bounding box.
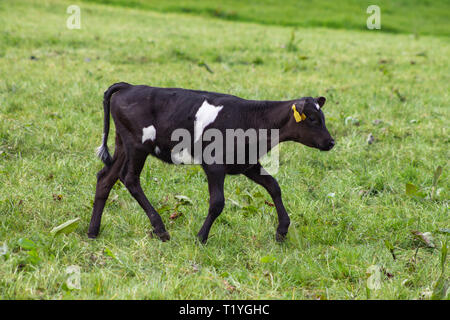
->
[309,116,318,124]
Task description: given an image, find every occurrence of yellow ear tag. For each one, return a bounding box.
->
[301,113,307,121]
[292,104,302,122]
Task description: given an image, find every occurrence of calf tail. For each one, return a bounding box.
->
[96,82,131,166]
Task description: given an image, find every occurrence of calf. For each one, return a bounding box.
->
[88,82,335,243]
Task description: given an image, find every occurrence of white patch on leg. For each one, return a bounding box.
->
[154,146,161,155]
[171,148,194,164]
[142,125,156,143]
[315,103,320,110]
[194,100,223,143]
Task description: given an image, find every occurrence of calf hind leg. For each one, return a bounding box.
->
[121,148,170,241]
[88,144,125,238]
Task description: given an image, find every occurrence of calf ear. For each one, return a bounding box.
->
[294,100,305,113]
[291,100,306,122]
[316,96,326,108]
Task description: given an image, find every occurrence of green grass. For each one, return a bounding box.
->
[0,0,449,299]
[84,0,450,37]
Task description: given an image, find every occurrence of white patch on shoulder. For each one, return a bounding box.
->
[194,100,223,142]
[171,148,194,164]
[154,146,161,155]
[315,103,320,110]
[142,125,156,143]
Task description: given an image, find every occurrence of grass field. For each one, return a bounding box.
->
[86,0,450,37]
[0,0,448,299]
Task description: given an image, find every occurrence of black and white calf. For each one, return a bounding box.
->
[88,82,335,243]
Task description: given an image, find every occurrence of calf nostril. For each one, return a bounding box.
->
[329,140,335,148]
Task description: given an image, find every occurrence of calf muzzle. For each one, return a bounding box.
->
[320,139,335,151]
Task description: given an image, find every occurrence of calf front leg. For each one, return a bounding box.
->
[197,166,225,243]
[243,162,290,242]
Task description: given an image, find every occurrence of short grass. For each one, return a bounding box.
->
[85,0,450,37]
[0,0,448,299]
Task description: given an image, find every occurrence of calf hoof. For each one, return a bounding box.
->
[275,232,287,242]
[87,232,98,239]
[151,230,170,242]
[197,235,208,244]
[196,231,209,244]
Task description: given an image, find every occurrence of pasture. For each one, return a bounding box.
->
[0,0,448,299]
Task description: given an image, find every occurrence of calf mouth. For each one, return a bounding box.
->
[318,140,335,151]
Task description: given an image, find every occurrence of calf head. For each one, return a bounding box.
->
[288,96,335,151]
